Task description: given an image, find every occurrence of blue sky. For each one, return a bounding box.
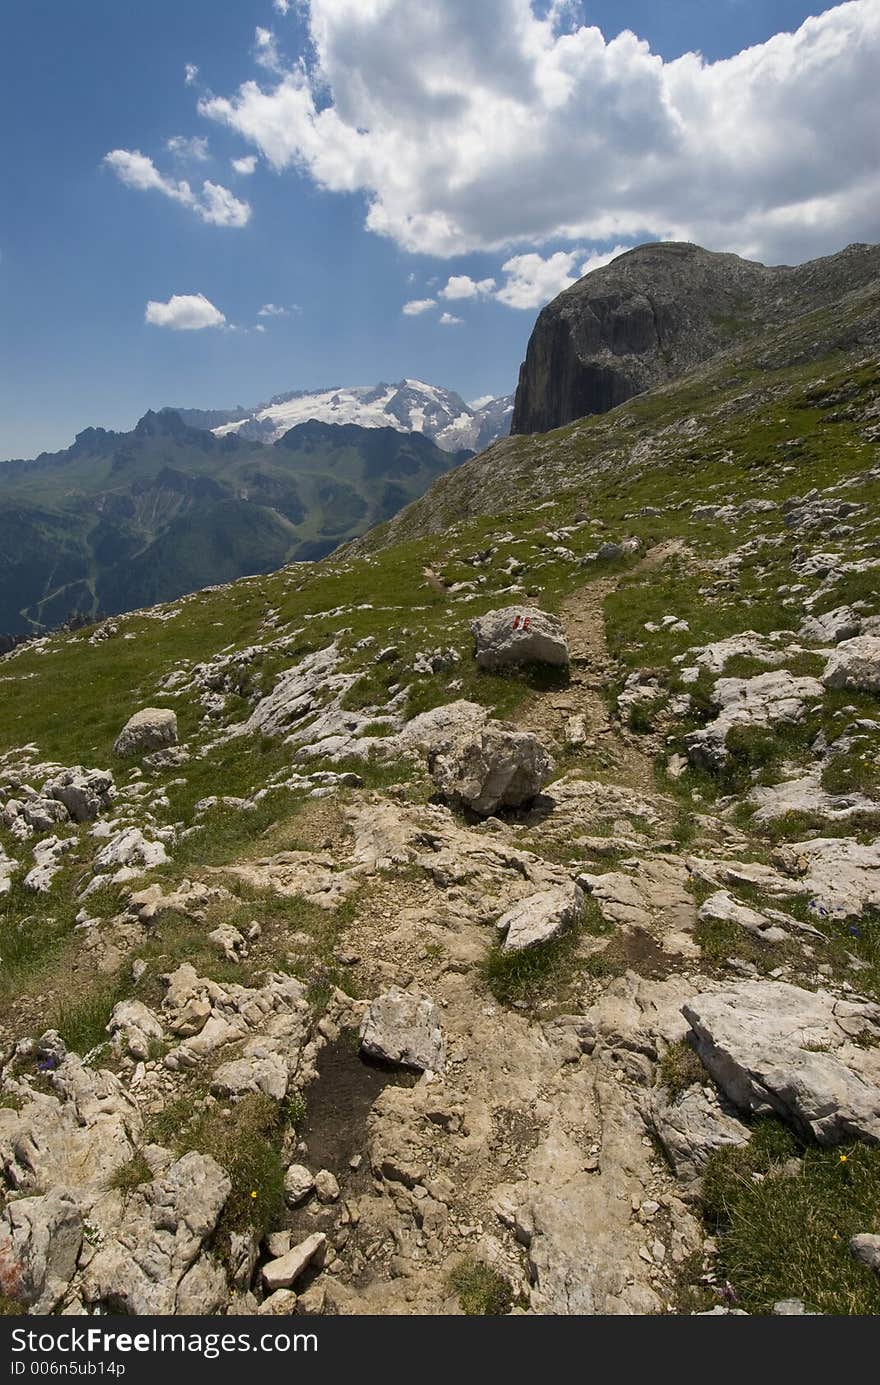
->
[1,0,877,458]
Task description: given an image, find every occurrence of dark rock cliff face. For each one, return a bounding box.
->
[511,240,880,435]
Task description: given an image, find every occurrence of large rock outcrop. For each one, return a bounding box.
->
[682,981,880,1144]
[511,241,880,435]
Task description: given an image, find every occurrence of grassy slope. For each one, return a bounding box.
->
[2,279,880,1312]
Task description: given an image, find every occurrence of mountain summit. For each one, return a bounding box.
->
[170,379,514,453]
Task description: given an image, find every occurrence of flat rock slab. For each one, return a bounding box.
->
[646,1084,751,1183]
[682,980,880,1144]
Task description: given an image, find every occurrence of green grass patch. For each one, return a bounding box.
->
[107,1151,153,1195]
[658,1040,706,1099]
[447,1257,513,1315]
[54,975,129,1055]
[701,1121,880,1315]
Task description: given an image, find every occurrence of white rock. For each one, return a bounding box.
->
[360,987,446,1073]
[645,1085,751,1183]
[43,767,115,823]
[106,999,164,1060]
[697,890,788,945]
[93,827,169,873]
[497,884,584,952]
[683,980,880,1144]
[800,606,861,644]
[471,607,569,670]
[823,636,880,694]
[113,707,178,758]
[284,1164,315,1206]
[428,720,554,815]
[81,1152,231,1314]
[684,669,823,770]
[314,1169,340,1203]
[0,1189,83,1313]
[261,1232,327,1291]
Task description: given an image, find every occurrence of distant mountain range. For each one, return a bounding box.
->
[168,379,514,452]
[0,410,472,636]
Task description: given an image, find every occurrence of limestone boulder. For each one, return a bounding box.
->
[0,1188,83,1313]
[822,636,880,694]
[471,607,569,670]
[360,987,446,1073]
[81,1152,231,1314]
[497,883,584,953]
[428,720,554,815]
[43,767,115,823]
[113,707,178,758]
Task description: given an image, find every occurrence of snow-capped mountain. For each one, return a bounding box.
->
[169,380,513,453]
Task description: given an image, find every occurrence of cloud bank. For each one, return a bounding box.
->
[197,0,880,263]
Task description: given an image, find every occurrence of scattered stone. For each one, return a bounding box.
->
[106,999,164,1061]
[314,1170,340,1204]
[850,1233,880,1276]
[284,1165,315,1206]
[261,1232,327,1291]
[43,767,115,823]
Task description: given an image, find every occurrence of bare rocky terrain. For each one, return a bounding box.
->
[1,242,880,1318]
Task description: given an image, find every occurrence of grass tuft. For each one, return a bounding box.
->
[447,1257,513,1315]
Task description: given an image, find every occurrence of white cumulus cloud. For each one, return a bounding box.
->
[258,302,290,316]
[184,62,199,86]
[402,298,436,315]
[104,149,251,228]
[144,293,226,331]
[198,0,880,264]
[440,275,496,300]
[495,250,582,309]
[439,311,464,326]
[232,154,258,175]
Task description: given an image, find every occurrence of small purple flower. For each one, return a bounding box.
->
[36,1055,60,1072]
